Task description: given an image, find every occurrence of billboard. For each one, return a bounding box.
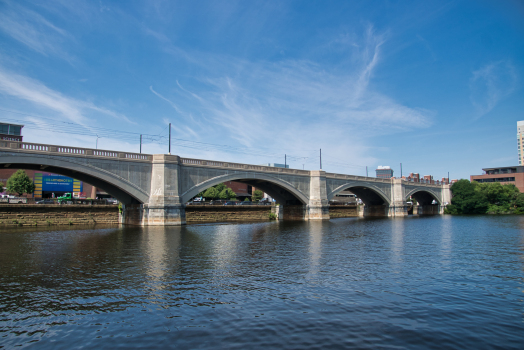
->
[33,173,82,195]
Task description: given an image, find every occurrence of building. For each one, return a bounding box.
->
[518,121,524,165]
[470,166,524,193]
[376,166,393,179]
[0,122,23,142]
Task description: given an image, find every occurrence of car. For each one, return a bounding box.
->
[239,201,253,205]
[36,199,55,205]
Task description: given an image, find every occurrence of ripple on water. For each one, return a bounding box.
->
[0,217,523,349]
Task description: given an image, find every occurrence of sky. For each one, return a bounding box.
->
[0,0,523,180]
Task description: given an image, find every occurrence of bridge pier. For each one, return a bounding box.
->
[413,205,441,216]
[307,170,330,220]
[143,154,186,225]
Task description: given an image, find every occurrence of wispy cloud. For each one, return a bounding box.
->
[149,86,184,115]
[470,60,517,118]
[0,2,73,60]
[139,24,433,170]
[0,67,132,125]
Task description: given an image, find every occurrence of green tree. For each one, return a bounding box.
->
[218,187,236,200]
[244,197,250,202]
[203,187,219,199]
[6,170,35,197]
[214,183,226,193]
[448,179,488,214]
[252,190,264,202]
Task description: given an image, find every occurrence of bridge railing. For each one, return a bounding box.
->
[0,141,152,161]
[180,157,311,176]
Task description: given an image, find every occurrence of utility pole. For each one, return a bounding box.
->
[285,154,286,168]
[448,171,450,184]
[366,166,368,177]
[303,164,304,170]
[400,163,403,178]
[140,134,142,154]
[168,123,171,154]
[320,149,322,170]
[96,134,99,149]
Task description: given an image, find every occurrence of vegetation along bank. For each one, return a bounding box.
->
[445,179,524,215]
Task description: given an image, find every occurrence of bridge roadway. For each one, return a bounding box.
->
[0,141,451,225]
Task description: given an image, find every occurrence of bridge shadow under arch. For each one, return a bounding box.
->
[327,184,390,206]
[0,157,148,205]
[180,173,308,205]
[406,189,442,206]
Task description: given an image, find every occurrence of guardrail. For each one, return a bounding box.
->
[180,157,311,176]
[0,141,152,161]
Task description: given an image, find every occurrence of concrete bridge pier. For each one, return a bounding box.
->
[358,204,391,217]
[413,205,441,216]
[134,154,186,225]
[306,170,330,220]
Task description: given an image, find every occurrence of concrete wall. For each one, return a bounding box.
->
[0,205,119,226]
[328,205,358,218]
[185,205,272,223]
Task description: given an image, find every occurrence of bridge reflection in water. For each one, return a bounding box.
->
[0,141,451,225]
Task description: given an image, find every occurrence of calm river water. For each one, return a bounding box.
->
[1,216,523,349]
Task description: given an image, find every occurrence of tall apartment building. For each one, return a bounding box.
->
[376,166,393,178]
[518,121,524,165]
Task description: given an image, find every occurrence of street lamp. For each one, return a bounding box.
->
[96,134,100,149]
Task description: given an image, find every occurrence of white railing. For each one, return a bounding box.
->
[57,146,85,154]
[0,141,151,161]
[94,150,118,157]
[21,143,49,151]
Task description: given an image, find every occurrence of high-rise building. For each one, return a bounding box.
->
[518,121,524,165]
[376,166,393,178]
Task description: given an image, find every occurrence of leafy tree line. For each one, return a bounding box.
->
[197,183,237,200]
[195,184,265,202]
[445,179,524,214]
[1,170,35,197]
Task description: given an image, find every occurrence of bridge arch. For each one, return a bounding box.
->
[405,188,441,205]
[327,183,391,206]
[180,173,309,205]
[0,154,149,205]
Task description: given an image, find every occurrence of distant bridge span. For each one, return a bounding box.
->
[0,141,451,225]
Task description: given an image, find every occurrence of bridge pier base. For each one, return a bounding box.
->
[359,204,391,217]
[144,205,186,225]
[413,205,440,216]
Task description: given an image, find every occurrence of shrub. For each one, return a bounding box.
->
[268,213,277,220]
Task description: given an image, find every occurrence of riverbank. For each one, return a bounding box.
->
[0,204,119,226]
[0,204,359,226]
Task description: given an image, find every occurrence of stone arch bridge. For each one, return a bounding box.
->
[0,141,451,225]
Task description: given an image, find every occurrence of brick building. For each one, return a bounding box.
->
[470,166,524,193]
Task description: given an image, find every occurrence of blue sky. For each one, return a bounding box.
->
[0,0,523,180]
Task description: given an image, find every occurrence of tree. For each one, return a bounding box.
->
[218,188,236,200]
[252,190,264,202]
[6,170,35,197]
[244,197,250,202]
[448,179,487,214]
[203,187,219,200]
[0,182,3,193]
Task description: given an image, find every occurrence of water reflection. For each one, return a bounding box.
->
[308,222,323,279]
[391,218,404,266]
[1,218,524,349]
[440,215,453,266]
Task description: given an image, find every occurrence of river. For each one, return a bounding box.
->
[1,216,523,349]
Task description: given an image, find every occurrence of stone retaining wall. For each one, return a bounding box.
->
[0,204,360,227]
[0,205,119,226]
[185,205,272,223]
[328,205,358,218]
